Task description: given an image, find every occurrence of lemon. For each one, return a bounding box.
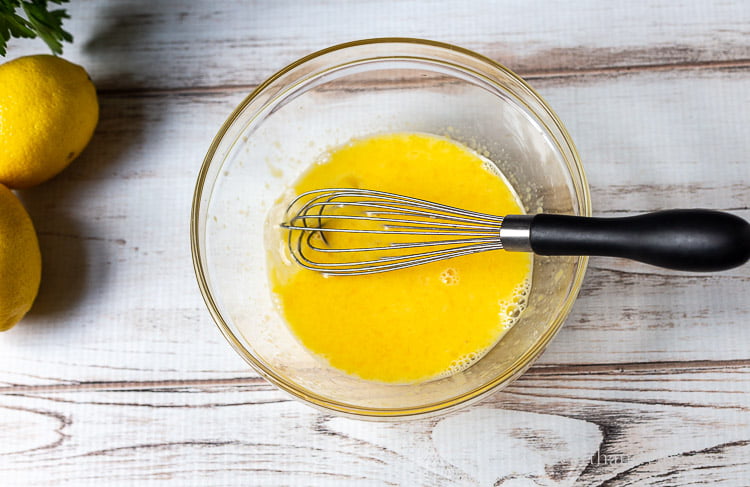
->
[0,55,99,189]
[0,184,42,331]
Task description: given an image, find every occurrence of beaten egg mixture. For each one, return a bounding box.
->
[267,133,532,383]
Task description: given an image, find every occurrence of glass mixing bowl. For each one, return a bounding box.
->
[191,38,591,419]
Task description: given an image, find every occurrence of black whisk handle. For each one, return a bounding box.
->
[515,210,750,271]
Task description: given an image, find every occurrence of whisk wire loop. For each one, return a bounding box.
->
[280,188,506,275]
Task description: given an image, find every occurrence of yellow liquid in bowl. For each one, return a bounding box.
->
[268,133,532,384]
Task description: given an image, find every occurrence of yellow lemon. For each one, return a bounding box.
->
[0,184,42,331]
[0,55,99,189]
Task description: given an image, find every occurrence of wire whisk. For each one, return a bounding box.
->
[280,188,750,276]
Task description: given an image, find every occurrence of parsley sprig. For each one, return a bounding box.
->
[0,0,72,56]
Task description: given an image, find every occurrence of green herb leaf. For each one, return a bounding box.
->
[0,0,72,56]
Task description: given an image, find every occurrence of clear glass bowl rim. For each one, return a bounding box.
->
[191,37,592,419]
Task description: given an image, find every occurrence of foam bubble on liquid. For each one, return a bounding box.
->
[439,267,460,285]
[436,277,532,379]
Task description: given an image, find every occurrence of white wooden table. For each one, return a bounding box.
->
[2,1,749,485]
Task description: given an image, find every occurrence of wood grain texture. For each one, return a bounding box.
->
[0,365,748,486]
[6,0,750,92]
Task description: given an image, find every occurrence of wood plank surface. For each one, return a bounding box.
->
[1,364,748,486]
[7,1,750,92]
[1,69,746,385]
[2,0,749,485]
